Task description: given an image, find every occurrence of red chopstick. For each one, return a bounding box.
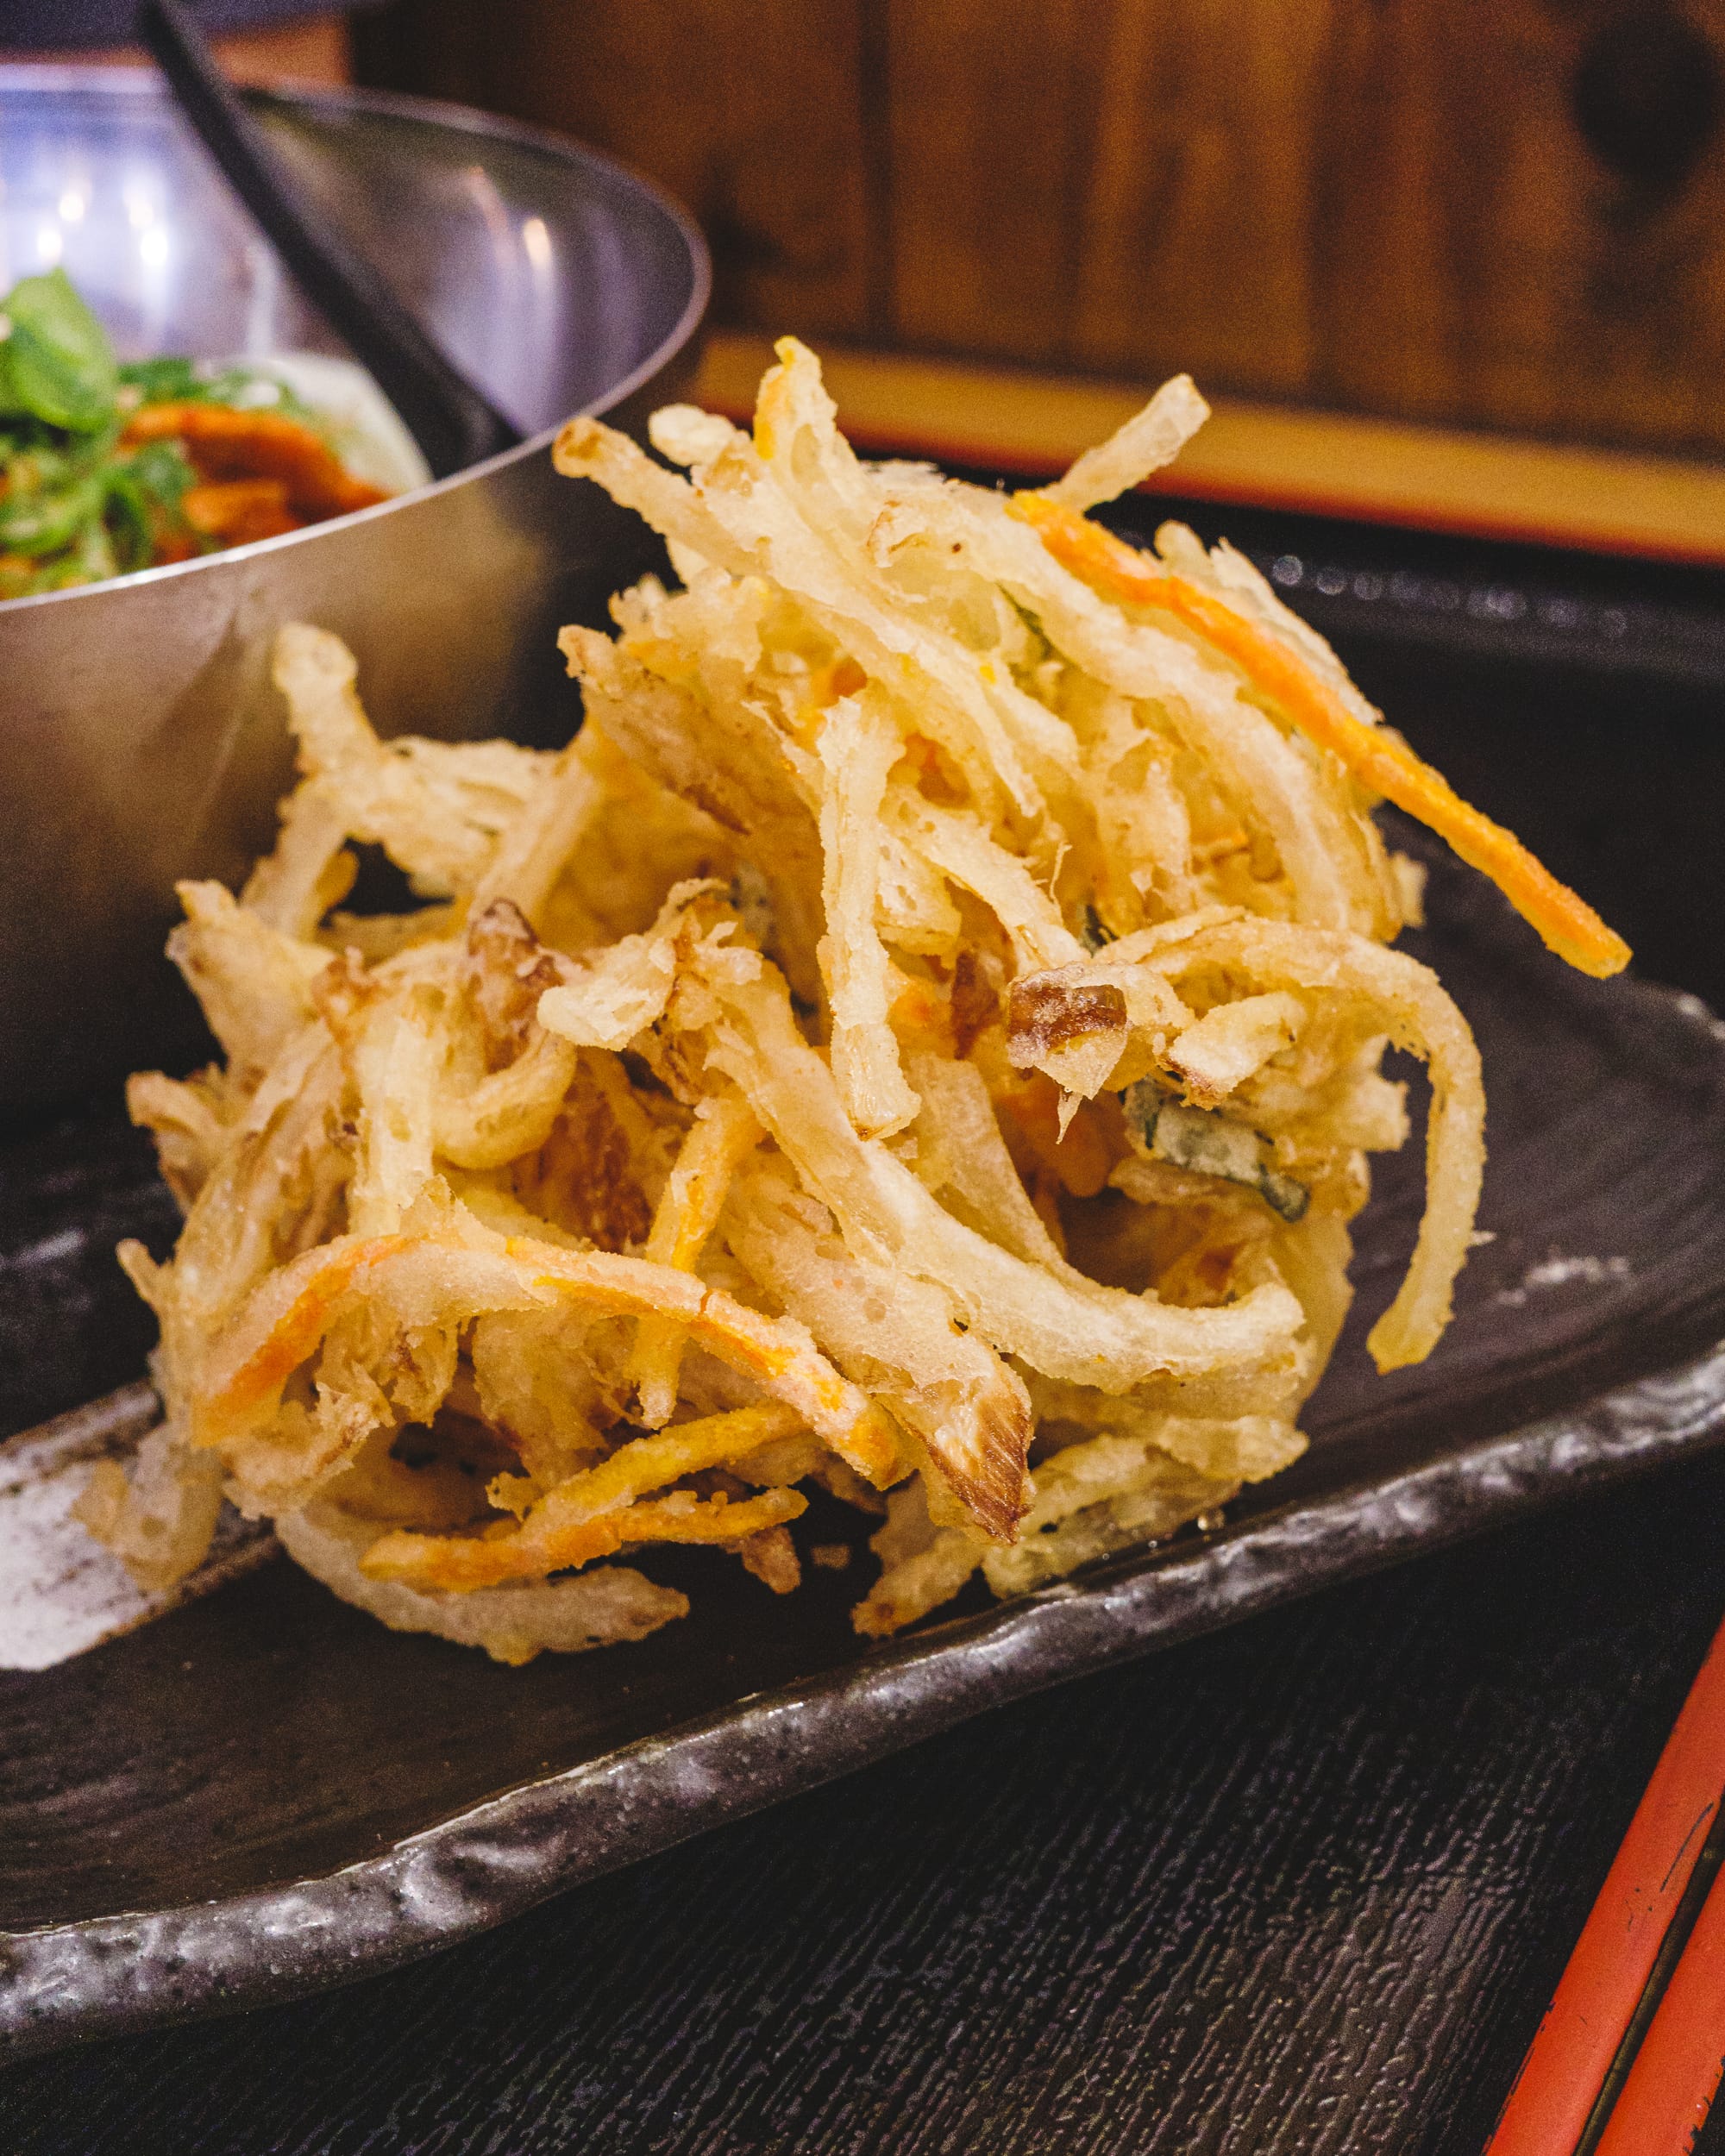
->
[1485,1613,1725,2156]
[1592,1852,1725,2153]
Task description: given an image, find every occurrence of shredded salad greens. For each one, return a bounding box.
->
[0,267,386,599]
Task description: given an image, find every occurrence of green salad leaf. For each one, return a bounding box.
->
[0,266,366,596]
[116,354,201,404]
[0,467,104,554]
[0,268,120,432]
[103,440,198,573]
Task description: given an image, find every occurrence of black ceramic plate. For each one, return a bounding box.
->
[3,827,1724,2059]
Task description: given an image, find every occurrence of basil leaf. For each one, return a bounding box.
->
[1076,905,1113,954]
[0,269,118,432]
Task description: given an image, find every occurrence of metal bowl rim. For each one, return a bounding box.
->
[0,66,712,619]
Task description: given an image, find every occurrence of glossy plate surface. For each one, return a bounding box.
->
[2,829,1723,2054]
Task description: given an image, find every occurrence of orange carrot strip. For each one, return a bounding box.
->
[361,1486,808,1593]
[195,1230,899,1486]
[220,504,305,546]
[182,479,293,540]
[198,1235,399,1434]
[990,1067,1119,1199]
[122,403,387,518]
[1008,492,1630,979]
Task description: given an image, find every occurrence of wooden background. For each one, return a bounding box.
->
[354,0,1725,461]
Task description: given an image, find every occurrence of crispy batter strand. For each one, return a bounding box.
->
[195,1223,896,1482]
[364,1484,806,1594]
[628,1093,766,1426]
[362,1403,807,1589]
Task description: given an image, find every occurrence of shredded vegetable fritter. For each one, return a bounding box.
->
[78,341,1629,1661]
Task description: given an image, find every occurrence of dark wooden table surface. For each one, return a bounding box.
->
[3,498,1723,2153]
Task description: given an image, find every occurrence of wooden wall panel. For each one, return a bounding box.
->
[1311,0,1725,455]
[881,0,1331,394]
[356,0,1725,459]
[354,0,875,338]
[1063,0,1328,396]
[881,0,1092,361]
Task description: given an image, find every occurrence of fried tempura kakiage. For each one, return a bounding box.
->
[78,342,1629,1661]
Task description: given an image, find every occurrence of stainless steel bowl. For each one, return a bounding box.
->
[0,67,709,1109]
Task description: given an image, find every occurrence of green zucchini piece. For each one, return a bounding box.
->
[1123,1081,1309,1222]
